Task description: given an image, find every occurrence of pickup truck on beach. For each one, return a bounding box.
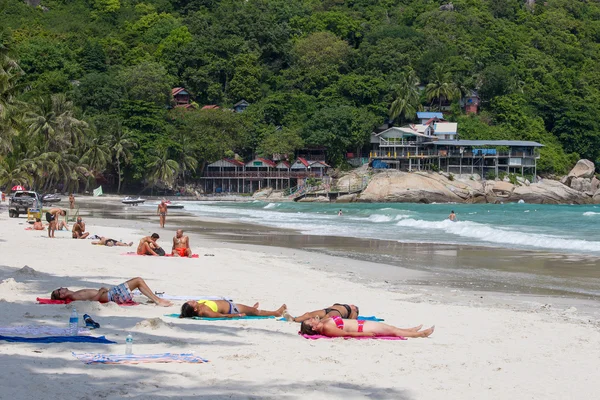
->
[8,191,42,218]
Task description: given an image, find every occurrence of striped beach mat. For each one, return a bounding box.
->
[73,352,209,365]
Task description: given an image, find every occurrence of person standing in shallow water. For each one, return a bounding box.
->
[338,209,343,216]
[448,210,457,221]
[69,193,75,209]
[157,200,168,228]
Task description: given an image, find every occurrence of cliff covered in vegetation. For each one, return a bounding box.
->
[1,0,599,192]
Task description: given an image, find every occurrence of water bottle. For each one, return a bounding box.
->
[69,308,79,336]
[125,333,133,355]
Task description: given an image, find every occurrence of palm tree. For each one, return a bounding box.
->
[0,32,25,155]
[25,94,88,153]
[108,125,137,194]
[81,133,110,174]
[0,156,33,188]
[173,129,198,187]
[389,69,421,124]
[425,65,459,111]
[146,147,179,189]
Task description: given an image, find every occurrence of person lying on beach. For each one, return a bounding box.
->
[46,208,66,238]
[137,233,163,256]
[172,229,192,257]
[179,300,287,319]
[300,316,435,338]
[72,217,89,239]
[33,218,45,230]
[50,277,172,307]
[92,237,133,247]
[284,303,359,322]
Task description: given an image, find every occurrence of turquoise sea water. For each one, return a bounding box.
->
[164,201,600,255]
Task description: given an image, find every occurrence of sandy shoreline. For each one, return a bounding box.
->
[0,200,599,399]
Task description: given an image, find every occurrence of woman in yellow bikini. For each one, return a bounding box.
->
[179,299,287,318]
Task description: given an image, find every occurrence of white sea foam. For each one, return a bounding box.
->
[583,212,600,216]
[263,203,278,209]
[367,215,394,223]
[395,218,600,252]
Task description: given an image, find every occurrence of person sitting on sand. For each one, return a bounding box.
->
[300,316,434,338]
[33,218,45,231]
[72,217,89,239]
[46,208,66,238]
[172,229,192,257]
[50,277,172,307]
[179,300,287,319]
[92,237,133,247]
[137,233,163,256]
[284,303,359,323]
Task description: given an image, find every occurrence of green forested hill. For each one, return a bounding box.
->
[1,0,599,192]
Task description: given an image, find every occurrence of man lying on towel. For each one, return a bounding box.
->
[179,299,287,318]
[50,277,172,307]
[172,229,192,257]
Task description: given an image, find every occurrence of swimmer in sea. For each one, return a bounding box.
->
[448,210,456,221]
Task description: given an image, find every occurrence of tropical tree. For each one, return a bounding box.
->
[108,124,137,194]
[81,130,110,173]
[0,29,25,154]
[171,127,198,187]
[425,65,459,111]
[25,94,88,152]
[389,69,421,124]
[146,146,179,188]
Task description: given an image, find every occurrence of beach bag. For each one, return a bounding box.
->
[155,247,166,256]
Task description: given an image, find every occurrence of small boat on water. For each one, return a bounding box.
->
[122,196,146,205]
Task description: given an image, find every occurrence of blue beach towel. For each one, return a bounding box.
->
[73,352,209,365]
[165,313,275,321]
[0,335,116,344]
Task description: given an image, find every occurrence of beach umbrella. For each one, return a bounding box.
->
[11,185,26,191]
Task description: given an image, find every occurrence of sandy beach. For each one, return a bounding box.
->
[0,198,599,399]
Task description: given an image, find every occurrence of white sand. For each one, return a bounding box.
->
[0,204,599,400]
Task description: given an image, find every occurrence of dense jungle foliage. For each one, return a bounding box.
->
[1,0,599,192]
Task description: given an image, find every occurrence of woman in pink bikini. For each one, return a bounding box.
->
[300,315,434,338]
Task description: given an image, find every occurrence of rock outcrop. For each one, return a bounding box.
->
[357,171,591,204]
[593,189,600,204]
[568,159,595,179]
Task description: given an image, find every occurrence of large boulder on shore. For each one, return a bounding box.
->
[593,189,600,204]
[591,176,600,193]
[570,177,592,193]
[510,179,591,204]
[568,159,595,179]
[359,171,484,203]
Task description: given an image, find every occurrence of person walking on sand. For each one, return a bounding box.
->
[50,277,172,307]
[172,229,192,257]
[69,193,75,210]
[179,300,287,319]
[157,200,168,228]
[137,233,162,256]
[72,217,89,239]
[300,316,434,339]
[46,208,66,238]
[448,210,457,222]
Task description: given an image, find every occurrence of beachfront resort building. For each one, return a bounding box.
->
[363,112,543,180]
[200,157,330,193]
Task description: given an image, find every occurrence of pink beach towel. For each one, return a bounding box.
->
[300,333,406,340]
[36,297,138,306]
[121,252,200,258]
